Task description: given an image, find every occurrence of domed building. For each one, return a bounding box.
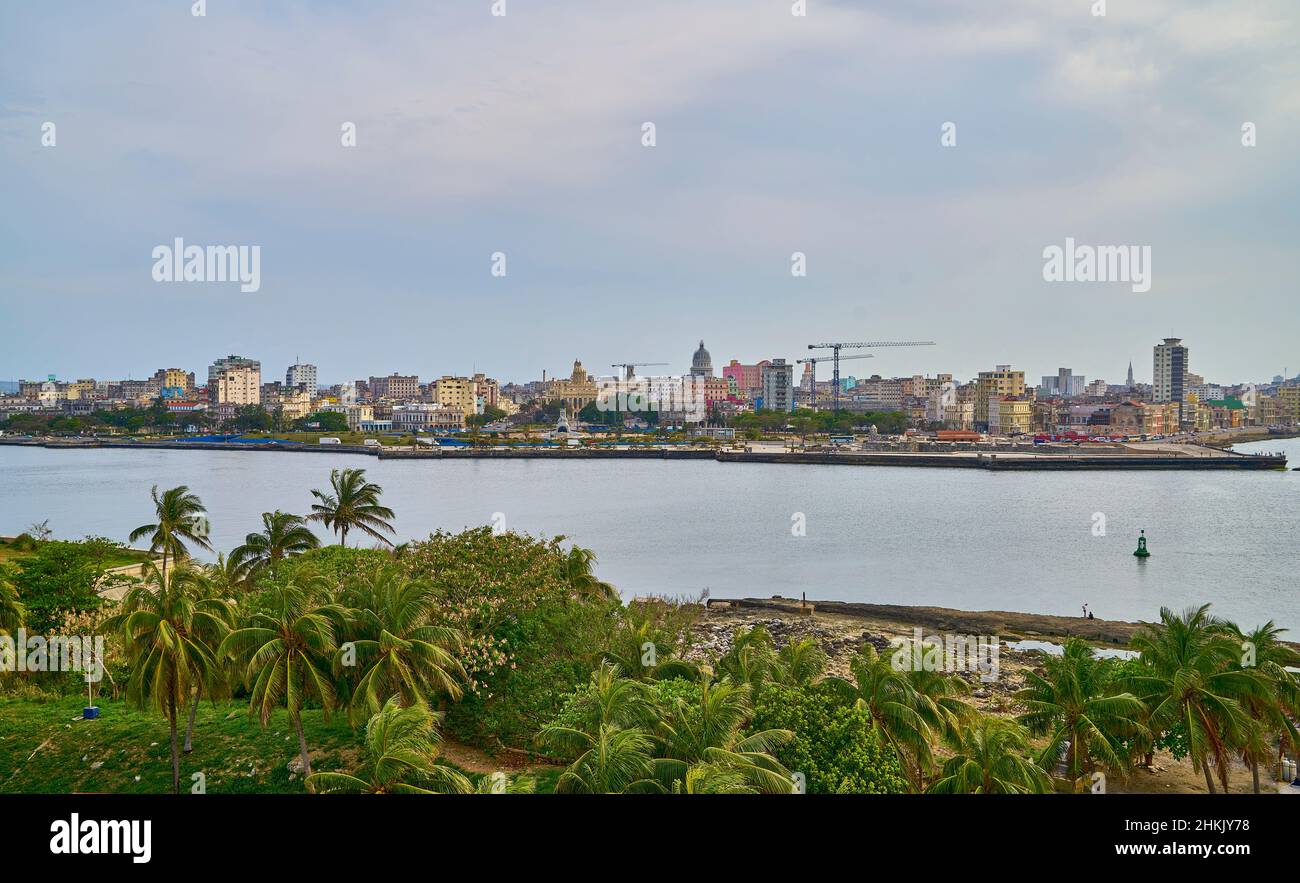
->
[690,340,713,377]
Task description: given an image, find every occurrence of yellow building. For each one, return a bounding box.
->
[1277,387,1300,424]
[544,361,601,413]
[433,376,480,418]
[975,366,1025,428]
[989,397,1032,436]
[64,379,96,401]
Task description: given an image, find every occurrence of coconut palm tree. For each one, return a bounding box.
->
[777,637,828,686]
[128,485,213,590]
[715,625,783,692]
[562,547,618,603]
[165,566,237,754]
[1125,605,1267,793]
[927,716,1052,794]
[542,723,662,794]
[308,468,396,547]
[0,575,24,635]
[105,564,229,793]
[1221,620,1300,793]
[335,567,467,726]
[1016,637,1148,789]
[306,696,473,794]
[653,677,794,793]
[837,645,942,791]
[229,511,321,581]
[219,581,346,777]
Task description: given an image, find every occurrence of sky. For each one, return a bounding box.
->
[1,0,1297,389]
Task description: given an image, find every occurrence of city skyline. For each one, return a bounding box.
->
[3,1,1298,384]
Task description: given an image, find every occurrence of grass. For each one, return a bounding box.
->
[0,694,561,794]
[0,694,362,794]
[0,537,154,570]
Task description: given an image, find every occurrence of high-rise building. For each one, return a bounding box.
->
[286,362,317,393]
[208,355,261,406]
[761,359,795,412]
[723,360,768,401]
[1038,368,1086,399]
[1153,338,1189,420]
[974,365,1025,428]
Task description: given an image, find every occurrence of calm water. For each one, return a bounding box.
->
[1,440,1296,630]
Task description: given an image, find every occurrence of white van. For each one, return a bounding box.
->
[363,439,380,447]
[319,437,342,445]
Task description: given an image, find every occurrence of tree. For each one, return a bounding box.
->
[653,677,794,793]
[229,511,321,581]
[1016,638,1147,788]
[219,582,345,777]
[296,411,348,432]
[128,485,213,590]
[561,547,618,603]
[168,566,237,753]
[541,723,661,794]
[927,716,1052,794]
[776,637,827,687]
[306,697,473,794]
[336,566,467,726]
[1124,605,1267,793]
[2,542,110,632]
[106,565,230,793]
[0,574,25,635]
[1222,620,1300,793]
[308,468,396,547]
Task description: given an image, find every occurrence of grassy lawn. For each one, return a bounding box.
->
[0,694,562,794]
[0,538,154,570]
[0,695,363,794]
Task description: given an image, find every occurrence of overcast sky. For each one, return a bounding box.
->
[2,0,1297,388]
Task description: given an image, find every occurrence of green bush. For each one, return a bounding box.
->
[752,682,908,794]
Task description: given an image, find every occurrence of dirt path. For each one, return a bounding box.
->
[438,739,560,775]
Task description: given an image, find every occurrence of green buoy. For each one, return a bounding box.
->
[1133,530,1150,559]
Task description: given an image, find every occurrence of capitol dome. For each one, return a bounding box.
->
[691,340,713,377]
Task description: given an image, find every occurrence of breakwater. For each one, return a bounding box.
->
[0,437,1286,470]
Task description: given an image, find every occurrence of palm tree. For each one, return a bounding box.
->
[715,625,783,692]
[219,581,345,777]
[1016,637,1147,789]
[1125,605,1267,793]
[542,723,662,794]
[128,485,213,590]
[927,716,1052,794]
[776,637,827,687]
[229,511,321,581]
[167,566,237,754]
[654,677,794,793]
[336,567,467,726]
[562,547,618,602]
[308,468,396,547]
[306,697,473,794]
[0,575,25,635]
[105,565,228,793]
[1222,620,1300,793]
[837,645,942,791]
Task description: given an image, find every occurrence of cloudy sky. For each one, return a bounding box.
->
[2,0,1297,388]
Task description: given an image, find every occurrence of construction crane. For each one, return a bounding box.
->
[794,353,873,409]
[806,340,937,411]
[610,362,668,382]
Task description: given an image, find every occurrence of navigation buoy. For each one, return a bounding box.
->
[1133,530,1150,559]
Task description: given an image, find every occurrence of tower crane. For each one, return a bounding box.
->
[794,353,874,409]
[806,340,936,412]
[608,362,668,426]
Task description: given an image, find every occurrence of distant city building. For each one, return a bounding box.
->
[286,363,317,393]
[544,361,600,413]
[1126,361,1135,389]
[723,359,768,402]
[760,359,795,413]
[208,355,261,406]
[690,340,713,377]
[1153,338,1189,421]
[1038,368,1086,398]
[368,373,420,401]
[974,365,1025,429]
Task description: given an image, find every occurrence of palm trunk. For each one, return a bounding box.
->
[168,680,180,795]
[293,713,312,778]
[340,526,348,548]
[1250,759,1260,795]
[1201,758,1217,794]
[183,683,202,753]
[161,549,169,591]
